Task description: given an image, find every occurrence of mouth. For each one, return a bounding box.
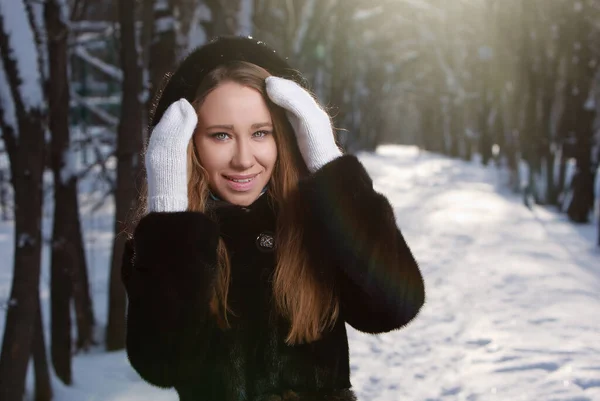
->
[223,173,258,183]
[222,173,261,192]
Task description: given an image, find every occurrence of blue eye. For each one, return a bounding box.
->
[211,132,230,141]
[253,130,271,138]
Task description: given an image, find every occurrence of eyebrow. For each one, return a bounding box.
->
[206,122,273,130]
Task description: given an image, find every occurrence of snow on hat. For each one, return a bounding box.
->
[149,35,308,127]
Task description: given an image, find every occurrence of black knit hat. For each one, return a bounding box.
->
[149,36,308,127]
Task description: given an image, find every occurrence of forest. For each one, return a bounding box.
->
[0,0,599,400]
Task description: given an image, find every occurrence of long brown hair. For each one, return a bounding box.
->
[129,61,339,344]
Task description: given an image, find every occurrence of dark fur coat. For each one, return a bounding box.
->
[121,155,425,401]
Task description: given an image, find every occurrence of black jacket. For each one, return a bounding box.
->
[121,155,425,401]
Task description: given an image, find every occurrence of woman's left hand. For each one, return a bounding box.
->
[265,76,342,172]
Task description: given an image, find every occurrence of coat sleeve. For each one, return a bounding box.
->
[298,155,425,334]
[121,211,219,388]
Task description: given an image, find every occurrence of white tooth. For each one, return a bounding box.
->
[230,177,252,183]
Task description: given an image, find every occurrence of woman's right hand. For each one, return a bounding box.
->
[145,99,198,212]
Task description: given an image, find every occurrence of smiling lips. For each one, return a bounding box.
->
[223,173,259,191]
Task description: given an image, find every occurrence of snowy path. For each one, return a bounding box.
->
[1,145,599,401]
[350,146,600,401]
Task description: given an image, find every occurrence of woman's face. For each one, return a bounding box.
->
[194,81,278,206]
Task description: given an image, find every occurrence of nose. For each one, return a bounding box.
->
[230,137,255,170]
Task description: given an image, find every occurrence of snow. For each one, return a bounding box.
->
[237,0,253,37]
[71,20,111,34]
[154,1,174,35]
[73,46,123,82]
[138,81,150,105]
[154,15,174,35]
[27,0,48,80]
[354,6,384,22]
[0,56,17,132]
[70,90,119,127]
[182,4,210,53]
[0,0,44,111]
[155,0,169,11]
[1,145,600,400]
[60,145,77,185]
[57,0,70,26]
[594,165,600,221]
[17,232,34,248]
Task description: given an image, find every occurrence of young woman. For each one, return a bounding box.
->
[121,36,425,401]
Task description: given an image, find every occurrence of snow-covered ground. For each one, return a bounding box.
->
[1,145,599,401]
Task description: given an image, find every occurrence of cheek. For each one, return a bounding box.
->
[256,139,278,169]
[194,137,224,174]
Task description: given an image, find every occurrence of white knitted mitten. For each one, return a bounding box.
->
[265,76,342,172]
[145,99,198,212]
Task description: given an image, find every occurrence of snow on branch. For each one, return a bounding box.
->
[0,0,44,112]
[154,0,174,35]
[60,143,77,185]
[354,6,384,22]
[70,90,119,127]
[0,56,16,134]
[154,14,175,35]
[237,0,253,37]
[55,0,70,26]
[184,3,210,53]
[28,2,49,82]
[70,20,112,34]
[73,46,123,82]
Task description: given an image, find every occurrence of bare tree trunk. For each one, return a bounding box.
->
[33,297,52,401]
[45,0,94,364]
[540,85,557,205]
[0,5,46,399]
[477,54,494,166]
[146,0,178,118]
[106,0,145,351]
[566,105,595,222]
[50,232,72,385]
[421,95,445,154]
[46,0,71,384]
[448,100,462,158]
[596,166,600,246]
[0,169,9,220]
[73,215,95,350]
[478,102,493,166]
[329,3,353,138]
[518,8,541,200]
[560,1,596,223]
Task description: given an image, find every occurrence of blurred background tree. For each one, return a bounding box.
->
[0,0,599,400]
